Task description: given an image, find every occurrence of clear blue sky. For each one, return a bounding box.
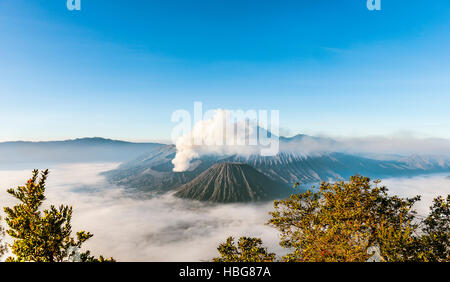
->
[0,0,449,142]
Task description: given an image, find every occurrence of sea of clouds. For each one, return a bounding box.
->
[0,163,449,261]
[0,163,283,261]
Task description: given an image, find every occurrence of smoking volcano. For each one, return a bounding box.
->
[174,163,290,203]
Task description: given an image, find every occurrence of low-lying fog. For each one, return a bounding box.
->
[0,163,449,261]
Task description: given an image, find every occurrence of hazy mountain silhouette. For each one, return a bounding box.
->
[0,137,164,167]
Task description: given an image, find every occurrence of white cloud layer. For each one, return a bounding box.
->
[0,163,449,261]
[380,174,450,215]
[0,163,282,261]
[280,135,450,157]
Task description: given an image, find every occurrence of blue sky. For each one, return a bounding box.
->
[0,0,449,142]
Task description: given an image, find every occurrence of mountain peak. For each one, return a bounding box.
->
[174,162,288,203]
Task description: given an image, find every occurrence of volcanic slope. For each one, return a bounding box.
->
[174,163,290,203]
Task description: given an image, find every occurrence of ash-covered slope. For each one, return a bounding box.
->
[102,145,221,193]
[175,163,289,203]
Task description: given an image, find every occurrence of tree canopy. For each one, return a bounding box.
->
[0,215,7,258]
[3,169,114,262]
[214,175,449,262]
[212,236,276,262]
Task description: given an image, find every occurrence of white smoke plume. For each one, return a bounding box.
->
[172,109,276,172]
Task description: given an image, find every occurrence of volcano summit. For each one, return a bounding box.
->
[174,163,290,203]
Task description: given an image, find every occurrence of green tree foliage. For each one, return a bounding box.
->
[213,236,276,262]
[0,215,7,257]
[270,175,450,262]
[269,176,423,262]
[215,175,449,262]
[3,169,114,262]
[414,195,449,262]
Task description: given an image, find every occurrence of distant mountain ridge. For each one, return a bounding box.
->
[0,137,165,166]
[0,137,152,145]
[104,137,450,197]
[3,135,449,203]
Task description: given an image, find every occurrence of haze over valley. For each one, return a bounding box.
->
[1,134,449,261]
